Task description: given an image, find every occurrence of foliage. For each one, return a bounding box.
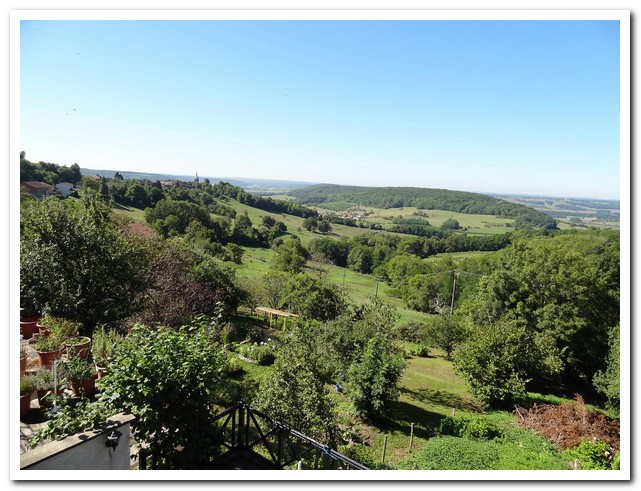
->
[425,314,467,359]
[20,157,82,185]
[453,320,549,407]
[402,436,501,470]
[466,233,619,389]
[346,332,406,422]
[91,325,125,367]
[98,324,229,468]
[20,375,36,396]
[32,367,55,391]
[593,323,620,411]
[411,344,430,357]
[33,333,64,352]
[145,198,213,238]
[136,241,244,327]
[564,439,619,470]
[255,326,338,444]
[270,238,310,273]
[61,355,95,382]
[20,195,150,335]
[290,183,556,223]
[238,342,276,365]
[318,298,399,380]
[30,397,115,448]
[439,414,503,440]
[280,273,346,321]
[39,314,81,339]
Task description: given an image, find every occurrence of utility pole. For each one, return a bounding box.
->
[375,277,380,298]
[450,271,459,315]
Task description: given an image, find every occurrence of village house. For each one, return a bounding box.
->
[21,181,53,199]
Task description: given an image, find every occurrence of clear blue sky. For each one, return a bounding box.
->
[20,19,621,199]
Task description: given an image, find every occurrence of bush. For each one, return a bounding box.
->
[411,344,430,357]
[439,414,503,440]
[99,323,229,468]
[564,439,618,470]
[238,342,276,365]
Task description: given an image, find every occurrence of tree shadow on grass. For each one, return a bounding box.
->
[377,400,444,440]
[400,386,482,413]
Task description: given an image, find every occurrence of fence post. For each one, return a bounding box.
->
[409,423,414,453]
[381,435,388,465]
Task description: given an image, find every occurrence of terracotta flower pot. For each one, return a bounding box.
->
[36,389,54,408]
[70,375,98,397]
[36,348,63,368]
[64,336,92,359]
[20,391,33,419]
[36,322,51,336]
[20,317,40,340]
[95,363,108,380]
[20,354,27,375]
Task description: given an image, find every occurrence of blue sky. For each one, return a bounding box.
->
[20,19,621,199]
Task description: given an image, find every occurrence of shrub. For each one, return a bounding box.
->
[439,414,503,440]
[238,342,276,365]
[411,344,430,358]
[99,323,229,469]
[564,439,618,470]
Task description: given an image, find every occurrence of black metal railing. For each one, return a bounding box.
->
[210,403,368,470]
[138,403,368,470]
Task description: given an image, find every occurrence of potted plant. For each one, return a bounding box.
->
[61,355,97,398]
[32,332,64,368]
[38,314,80,340]
[20,375,36,419]
[33,367,57,408]
[20,346,28,375]
[91,326,123,378]
[64,335,92,359]
[20,310,40,340]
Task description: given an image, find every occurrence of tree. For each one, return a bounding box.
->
[20,195,150,335]
[255,326,338,444]
[137,242,243,327]
[425,314,467,359]
[346,332,405,421]
[593,323,620,411]
[347,244,373,274]
[302,216,318,231]
[467,233,619,387]
[270,239,310,273]
[316,220,333,234]
[441,218,461,230]
[453,320,555,408]
[280,273,346,321]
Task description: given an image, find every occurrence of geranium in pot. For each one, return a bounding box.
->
[61,355,97,398]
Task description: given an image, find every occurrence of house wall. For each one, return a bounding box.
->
[20,413,135,471]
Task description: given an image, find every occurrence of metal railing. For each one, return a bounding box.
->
[138,403,368,470]
[210,403,368,470]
